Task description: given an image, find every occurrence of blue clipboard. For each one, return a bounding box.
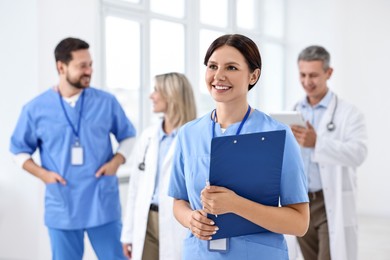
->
[208,130,286,239]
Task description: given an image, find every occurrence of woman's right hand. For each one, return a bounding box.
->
[188,209,219,240]
[122,243,132,259]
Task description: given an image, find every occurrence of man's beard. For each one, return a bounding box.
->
[66,74,90,89]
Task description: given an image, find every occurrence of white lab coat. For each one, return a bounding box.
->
[288,94,368,260]
[121,124,187,260]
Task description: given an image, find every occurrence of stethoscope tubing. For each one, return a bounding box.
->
[138,138,151,171]
[294,94,338,132]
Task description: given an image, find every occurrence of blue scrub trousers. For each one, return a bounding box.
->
[48,220,126,260]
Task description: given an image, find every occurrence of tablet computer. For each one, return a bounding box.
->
[269,111,306,128]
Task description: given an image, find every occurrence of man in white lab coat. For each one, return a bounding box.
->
[290,45,368,260]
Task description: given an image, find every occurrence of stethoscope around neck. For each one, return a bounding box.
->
[138,138,151,171]
[295,94,338,132]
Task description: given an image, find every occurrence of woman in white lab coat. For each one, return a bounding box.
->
[289,93,368,260]
[121,72,197,260]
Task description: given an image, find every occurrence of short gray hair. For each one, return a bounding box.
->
[298,45,330,71]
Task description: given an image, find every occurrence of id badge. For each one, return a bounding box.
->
[71,144,84,165]
[208,238,229,253]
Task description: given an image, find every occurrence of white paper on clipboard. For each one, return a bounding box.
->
[269,111,307,128]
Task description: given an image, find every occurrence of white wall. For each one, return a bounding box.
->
[0,1,44,259]
[0,0,99,259]
[37,0,101,89]
[1,0,389,259]
[342,0,390,217]
[285,0,390,217]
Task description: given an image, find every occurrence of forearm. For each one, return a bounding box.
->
[95,153,125,177]
[113,152,125,164]
[173,199,193,228]
[231,195,309,236]
[22,158,48,181]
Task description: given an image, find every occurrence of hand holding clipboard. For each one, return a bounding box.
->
[205,130,286,240]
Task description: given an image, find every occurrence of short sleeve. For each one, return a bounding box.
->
[168,132,189,201]
[280,129,309,205]
[110,96,136,141]
[10,106,38,155]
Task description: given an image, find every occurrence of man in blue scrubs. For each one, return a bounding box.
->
[10,37,136,260]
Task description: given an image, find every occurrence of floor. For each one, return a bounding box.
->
[358,214,390,260]
[85,215,390,259]
[293,214,390,260]
[86,181,390,260]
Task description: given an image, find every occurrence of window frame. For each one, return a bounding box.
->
[100,0,287,132]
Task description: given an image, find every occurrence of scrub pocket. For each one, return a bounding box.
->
[98,175,120,210]
[182,236,202,260]
[244,240,288,259]
[45,183,71,228]
[45,183,68,212]
[99,174,118,189]
[190,155,210,194]
[243,234,288,260]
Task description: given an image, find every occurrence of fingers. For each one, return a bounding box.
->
[190,224,217,240]
[44,172,66,185]
[291,125,305,134]
[122,243,131,259]
[202,185,225,193]
[95,165,105,178]
[55,174,67,185]
[189,210,219,240]
[291,126,306,144]
[200,192,212,212]
[202,198,218,214]
[96,162,117,177]
[201,186,232,214]
[201,189,214,214]
[306,121,314,129]
[198,209,208,217]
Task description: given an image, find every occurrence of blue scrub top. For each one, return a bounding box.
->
[10,87,136,229]
[168,109,308,259]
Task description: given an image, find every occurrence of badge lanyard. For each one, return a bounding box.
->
[208,104,251,253]
[211,105,251,138]
[58,90,85,165]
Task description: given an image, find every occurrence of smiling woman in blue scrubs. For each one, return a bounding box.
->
[168,34,310,259]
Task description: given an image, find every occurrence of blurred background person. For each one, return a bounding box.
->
[9,37,136,260]
[290,45,368,260]
[121,72,197,260]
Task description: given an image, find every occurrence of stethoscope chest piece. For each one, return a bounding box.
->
[326,95,338,132]
[138,162,146,171]
[327,122,336,131]
[138,138,151,171]
[295,94,338,132]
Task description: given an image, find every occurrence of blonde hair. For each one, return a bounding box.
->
[154,72,197,128]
